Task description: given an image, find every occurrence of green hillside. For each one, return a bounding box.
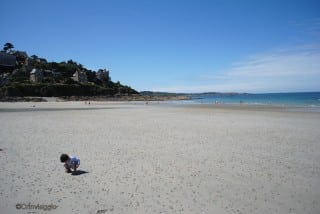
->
[0,43,138,97]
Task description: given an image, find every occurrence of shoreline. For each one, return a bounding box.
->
[167,102,320,113]
[0,95,191,102]
[1,100,320,114]
[1,94,320,113]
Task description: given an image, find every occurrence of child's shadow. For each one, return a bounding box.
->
[71,170,89,176]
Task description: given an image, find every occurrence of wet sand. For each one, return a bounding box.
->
[0,101,319,213]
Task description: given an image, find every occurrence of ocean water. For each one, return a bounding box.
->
[188,92,320,107]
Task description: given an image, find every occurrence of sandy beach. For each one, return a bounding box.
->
[0,101,319,214]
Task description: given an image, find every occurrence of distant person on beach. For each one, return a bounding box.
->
[60,154,80,173]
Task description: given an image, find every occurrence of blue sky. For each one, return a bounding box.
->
[1,0,320,93]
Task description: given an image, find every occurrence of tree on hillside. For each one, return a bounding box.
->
[30,55,39,60]
[3,42,14,53]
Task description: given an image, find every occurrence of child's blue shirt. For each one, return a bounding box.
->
[67,156,80,167]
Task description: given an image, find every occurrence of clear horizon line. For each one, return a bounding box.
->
[140,90,320,94]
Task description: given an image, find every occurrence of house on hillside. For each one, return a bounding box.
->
[0,72,10,85]
[72,70,87,84]
[52,69,61,79]
[43,70,53,82]
[15,51,28,66]
[0,52,16,72]
[96,69,110,83]
[30,68,43,82]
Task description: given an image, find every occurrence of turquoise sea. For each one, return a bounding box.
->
[181,92,320,108]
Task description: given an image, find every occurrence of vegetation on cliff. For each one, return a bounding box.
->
[0,43,138,97]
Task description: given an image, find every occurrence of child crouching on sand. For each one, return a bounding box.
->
[60,154,80,173]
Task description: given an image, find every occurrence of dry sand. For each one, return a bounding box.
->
[0,101,319,214]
